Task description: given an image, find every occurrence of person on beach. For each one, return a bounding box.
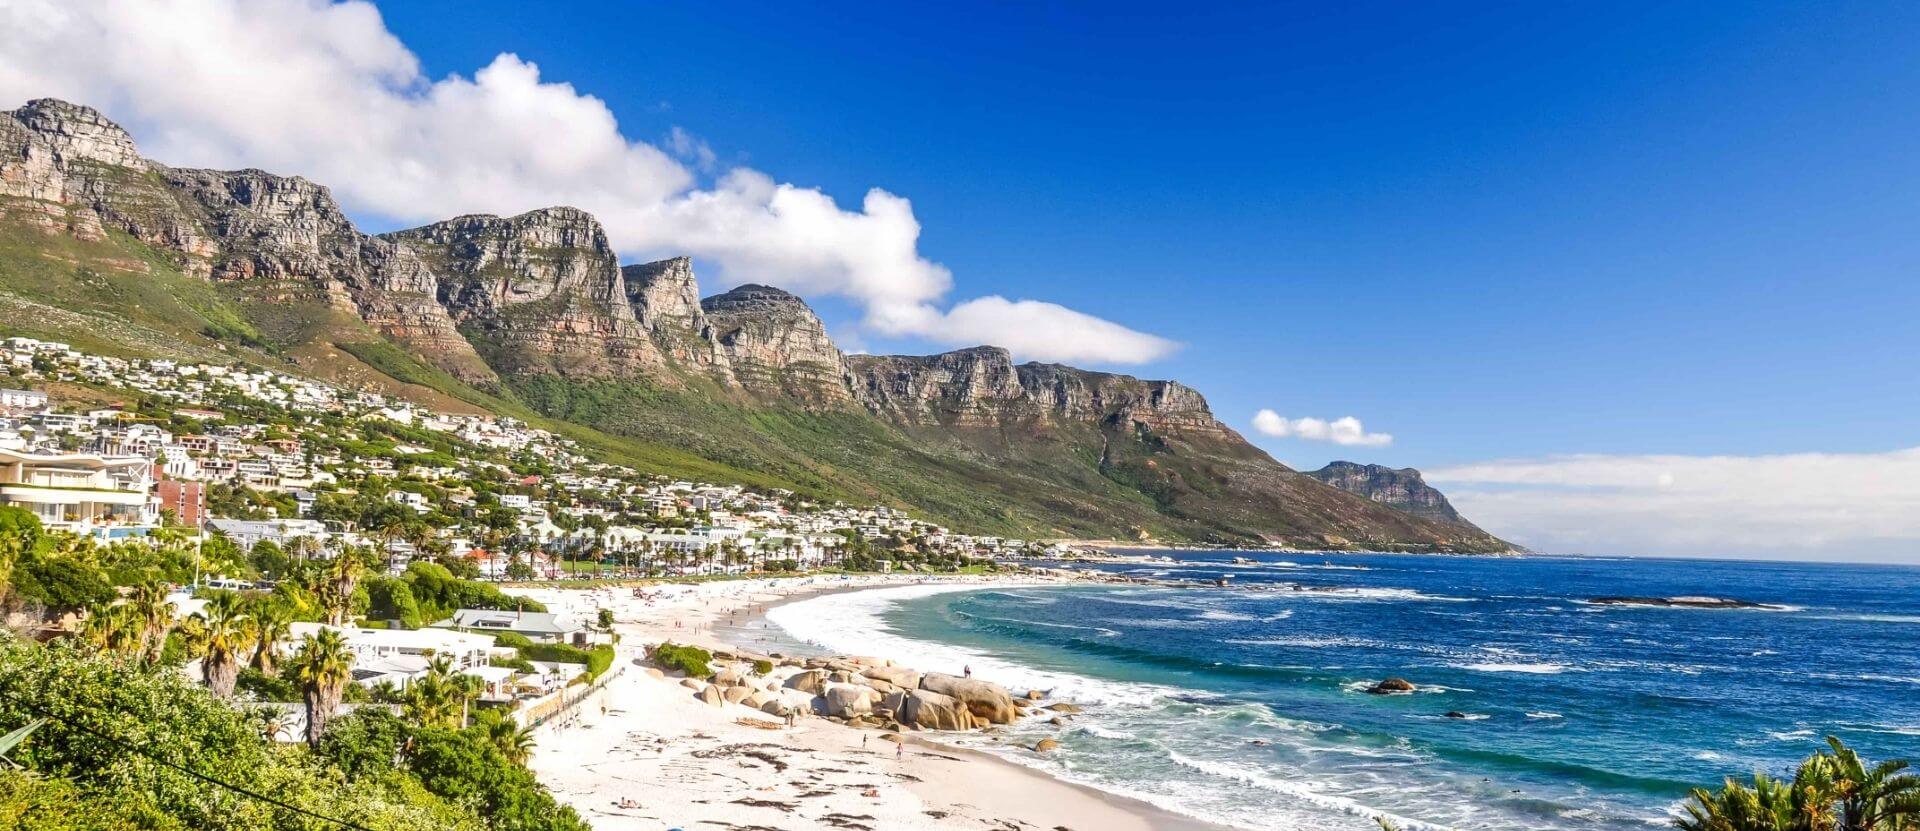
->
[963,664,972,678]
[897,741,904,761]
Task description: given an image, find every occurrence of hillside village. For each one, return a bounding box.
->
[0,335,1057,574]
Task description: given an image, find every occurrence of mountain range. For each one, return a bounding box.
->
[0,97,1512,552]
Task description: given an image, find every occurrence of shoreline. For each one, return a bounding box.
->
[513,574,1235,831]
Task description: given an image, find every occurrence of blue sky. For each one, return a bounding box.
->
[8,1,1919,559]
[370,1,1920,472]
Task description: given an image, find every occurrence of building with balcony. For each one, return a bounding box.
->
[0,448,156,537]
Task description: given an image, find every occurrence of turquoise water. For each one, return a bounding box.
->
[765,553,1920,830]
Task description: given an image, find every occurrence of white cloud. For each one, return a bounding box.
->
[665,126,717,172]
[1424,448,1920,560]
[1251,410,1393,446]
[0,0,1174,365]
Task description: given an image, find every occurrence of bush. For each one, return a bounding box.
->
[408,727,590,831]
[648,642,712,678]
[489,655,536,673]
[523,642,590,664]
[234,667,298,702]
[753,659,774,676]
[584,644,615,680]
[492,632,534,650]
[10,553,114,613]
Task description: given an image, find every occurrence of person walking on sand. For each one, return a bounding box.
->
[963,664,972,678]
[897,741,904,761]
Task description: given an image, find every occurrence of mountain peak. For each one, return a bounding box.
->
[702,283,803,308]
[1306,461,1470,527]
[9,97,146,169]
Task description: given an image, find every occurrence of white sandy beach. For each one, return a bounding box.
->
[514,575,1226,831]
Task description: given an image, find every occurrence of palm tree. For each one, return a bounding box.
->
[1678,737,1919,831]
[454,671,486,727]
[193,590,250,699]
[323,548,365,626]
[127,581,174,665]
[475,709,537,765]
[247,598,293,675]
[257,709,293,743]
[288,628,354,749]
[403,655,462,728]
[78,602,142,658]
[378,518,409,576]
[1822,736,1920,831]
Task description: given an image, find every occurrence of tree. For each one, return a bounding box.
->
[474,709,536,765]
[76,602,141,658]
[192,590,250,699]
[127,581,173,664]
[323,548,367,626]
[403,656,463,729]
[289,627,354,749]
[1679,737,1919,831]
[246,597,293,674]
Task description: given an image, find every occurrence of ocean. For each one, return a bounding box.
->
[758,552,1920,830]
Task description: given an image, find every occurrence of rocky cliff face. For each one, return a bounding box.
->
[701,284,851,405]
[621,257,734,379]
[1306,461,1477,528]
[847,347,1236,437]
[382,209,680,379]
[0,99,494,382]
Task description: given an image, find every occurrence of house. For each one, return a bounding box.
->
[205,518,328,550]
[0,389,48,415]
[0,447,156,536]
[435,608,587,645]
[283,623,505,692]
[155,477,206,527]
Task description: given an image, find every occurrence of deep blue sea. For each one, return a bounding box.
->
[764,552,1920,830]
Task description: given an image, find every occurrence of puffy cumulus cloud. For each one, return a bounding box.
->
[1424,448,1920,561]
[0,0,1173,365]
[1251,411,1393,447]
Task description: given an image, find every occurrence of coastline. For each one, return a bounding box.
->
[512,574,1234,831]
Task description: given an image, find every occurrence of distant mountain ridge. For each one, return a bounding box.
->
[0,97,1513,552]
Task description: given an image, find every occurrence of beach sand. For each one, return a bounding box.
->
[517,576,1228,831]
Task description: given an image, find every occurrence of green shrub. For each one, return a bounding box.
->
[489,655,536,673]
[753,659,773,676]
[648,642,712,678]
[492,631,534,650]
[523,642,590,664]
[584,644,615,680]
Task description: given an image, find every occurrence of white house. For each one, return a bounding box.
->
[0,448,156,537]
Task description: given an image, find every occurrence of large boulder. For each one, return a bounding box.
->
[723,685,754,705]
[714,668,747,687]
[698,684,724,707]
[818,683,880,719]
[1033,738,1060,753]
[862,665,923,689]
[919,672,1019,725]
[760,699,788,717]
[900,689,976,731]
[679,678,704,690]
[785,669,830,695]
[854,675,905,696]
